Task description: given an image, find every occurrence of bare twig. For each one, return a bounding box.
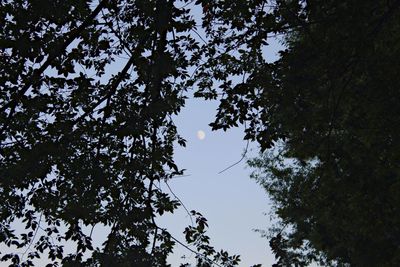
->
[218,139,250,174]
[164,180,194,226]
[21,212,43,261]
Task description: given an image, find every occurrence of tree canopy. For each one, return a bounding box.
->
[1,0,400,266]
[242,1,400,266]
[0,0,244,265]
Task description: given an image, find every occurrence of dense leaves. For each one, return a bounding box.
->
[230,1,400,266]
[0,0,242,266]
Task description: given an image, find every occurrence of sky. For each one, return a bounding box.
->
[157,97,276,266]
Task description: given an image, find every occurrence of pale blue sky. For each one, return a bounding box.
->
[158,97,276,266]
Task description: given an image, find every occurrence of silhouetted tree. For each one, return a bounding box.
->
[201,0,400,265]
[0,0,243,266]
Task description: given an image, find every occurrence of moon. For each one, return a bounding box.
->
[196,130,206,140]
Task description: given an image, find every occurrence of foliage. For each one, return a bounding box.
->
[3,0,398,266]
[0,0,242,266]
[200,0,400,265]
[182,211,241,267]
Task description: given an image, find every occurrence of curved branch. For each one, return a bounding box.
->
[218,139,250,174]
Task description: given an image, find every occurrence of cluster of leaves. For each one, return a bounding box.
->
[182,211,240,267]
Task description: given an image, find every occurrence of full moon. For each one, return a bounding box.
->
[196,130,206,140]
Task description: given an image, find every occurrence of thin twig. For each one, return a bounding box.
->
[218,139,250,174]
[164,180,194,226]
[21,212,43,261]
[190,29,208,44]
[89,225,95,238]
[171,174,192,178]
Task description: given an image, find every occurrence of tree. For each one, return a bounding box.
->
[0,0,245,266]
[203,0,400,265]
